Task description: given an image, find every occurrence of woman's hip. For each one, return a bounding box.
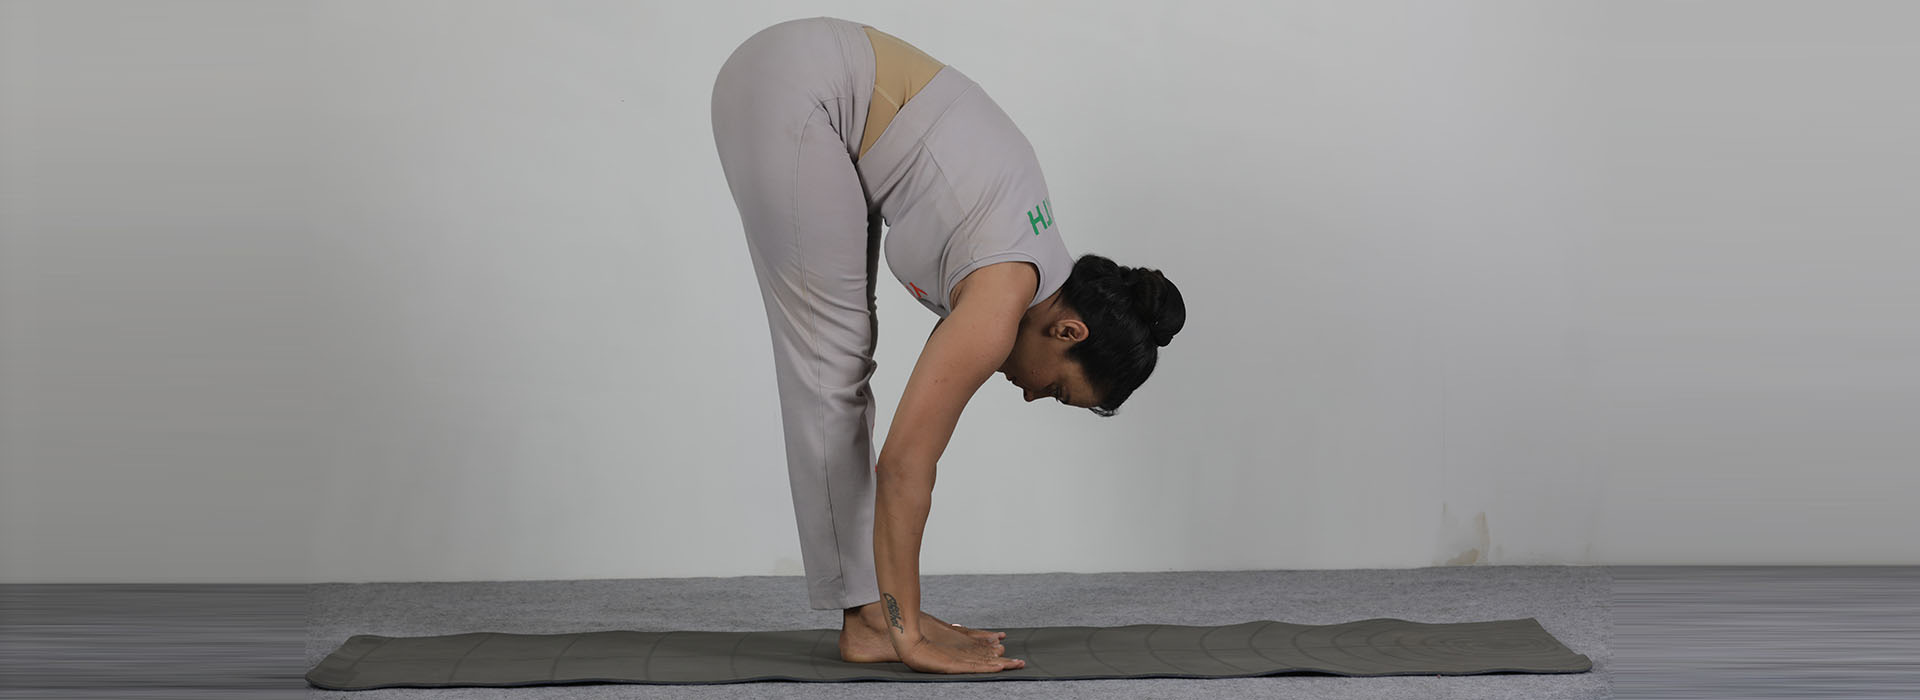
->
[710,16,874,158]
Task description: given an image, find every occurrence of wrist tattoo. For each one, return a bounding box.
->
[882,593,905,634]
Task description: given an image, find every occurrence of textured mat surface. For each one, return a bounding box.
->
[306,617,1590,689]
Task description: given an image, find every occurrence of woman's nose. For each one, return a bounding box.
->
[1022,388,1039,402]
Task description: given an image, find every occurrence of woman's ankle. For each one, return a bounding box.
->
[842,601,884,625]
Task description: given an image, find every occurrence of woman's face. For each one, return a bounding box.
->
[996,314,1097,408]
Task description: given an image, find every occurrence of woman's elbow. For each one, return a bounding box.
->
[874,453,933,482]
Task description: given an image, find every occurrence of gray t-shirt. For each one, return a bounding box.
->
[855,66,1074,318]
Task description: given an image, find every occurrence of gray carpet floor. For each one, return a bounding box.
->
[1610,566,1920,699]
[301,566,1610,699]
[12,566,1918,698]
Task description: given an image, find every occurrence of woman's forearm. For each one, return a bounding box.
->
[873,457,935,648]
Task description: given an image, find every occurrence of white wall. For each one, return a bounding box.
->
[2,0,1914,584]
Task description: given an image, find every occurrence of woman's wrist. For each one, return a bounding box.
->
[881,593,921,643]
[889,627,925,651]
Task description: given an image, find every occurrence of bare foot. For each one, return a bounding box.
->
[838,605,898,663]
[838,604,1005,663]
[899,637,1026,674]
[921,610,1007,646]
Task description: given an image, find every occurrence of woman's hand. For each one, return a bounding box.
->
[895,635,1028,674]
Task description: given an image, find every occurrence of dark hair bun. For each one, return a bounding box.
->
[1055,253,1182,414]
[1126,267,1185,347]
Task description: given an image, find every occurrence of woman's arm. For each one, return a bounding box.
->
[873,262,1036,655]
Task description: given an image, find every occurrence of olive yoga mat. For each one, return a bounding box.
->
[307,617,1591,689]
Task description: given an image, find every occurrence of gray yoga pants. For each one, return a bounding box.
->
[709,17,882,611]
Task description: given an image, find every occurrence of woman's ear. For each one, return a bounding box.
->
[1052,318,1089,343]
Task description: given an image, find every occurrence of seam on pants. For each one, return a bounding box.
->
[790,105,847,601]
[831,18,865,153]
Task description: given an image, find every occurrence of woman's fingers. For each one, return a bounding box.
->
[899,637,1027,674]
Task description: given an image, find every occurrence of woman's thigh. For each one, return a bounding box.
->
[715,108,876,397]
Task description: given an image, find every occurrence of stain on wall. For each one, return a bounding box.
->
[1437,504,1493,566]
[1444,547,1480,566]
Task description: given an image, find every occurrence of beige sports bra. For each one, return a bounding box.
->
[858,25,945,161]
